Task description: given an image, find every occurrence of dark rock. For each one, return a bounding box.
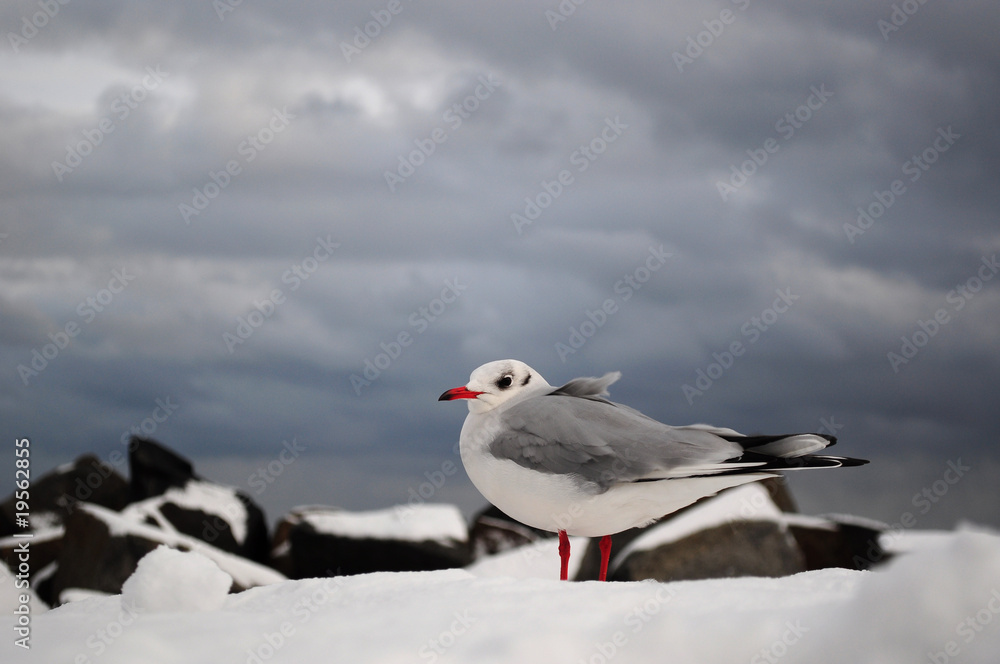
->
[790,518,886,571]
[128,437,197,502]
[275,506,471,578]
[0,454,128,537]
[610,520,806,582]
[270,515,297,578]
[49,505,163,603]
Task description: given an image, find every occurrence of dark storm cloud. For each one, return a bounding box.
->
[1,0,998,529]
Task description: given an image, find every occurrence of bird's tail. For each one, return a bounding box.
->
[719,432,868,470]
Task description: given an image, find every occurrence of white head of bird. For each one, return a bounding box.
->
[438,359,551,415]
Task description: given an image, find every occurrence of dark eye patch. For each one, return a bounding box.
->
[497,374,513,389]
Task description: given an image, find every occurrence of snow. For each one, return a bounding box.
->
[121,546,233,613]
[24,510,63,533]
[59,588,111,604]
[296,504,468,544]
[123,480,249,544]
[0,524,64,549]
[0,560,47,615]
[880,528,957,554]
[4,527,1000,663]
[467,535,589,580]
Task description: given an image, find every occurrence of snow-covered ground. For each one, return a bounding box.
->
[3,527,1000,663]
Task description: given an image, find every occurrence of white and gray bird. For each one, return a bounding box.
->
[439,359,868,581]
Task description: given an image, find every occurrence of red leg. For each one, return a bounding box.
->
[598,535,612,582]
[558,530,570,581]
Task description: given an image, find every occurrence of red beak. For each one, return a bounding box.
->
[438,386,484,401]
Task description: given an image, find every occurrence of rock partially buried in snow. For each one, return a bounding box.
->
[122,546,233,612]
[613,519,806,582]
[125,438,271,563]
[605,484,804,581]
[272,504,471,578]
[50,503,282,603]
[122,479,270,564]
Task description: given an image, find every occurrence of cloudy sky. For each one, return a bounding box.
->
[2,0,998,530]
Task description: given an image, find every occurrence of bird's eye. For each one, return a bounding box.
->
[497,374,513,389]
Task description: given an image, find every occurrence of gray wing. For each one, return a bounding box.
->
[490,378,745,491]
[547,372,621,400]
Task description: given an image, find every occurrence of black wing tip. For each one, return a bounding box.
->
[702,452,870,477]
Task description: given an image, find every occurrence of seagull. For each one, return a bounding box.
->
[439,359,868,582]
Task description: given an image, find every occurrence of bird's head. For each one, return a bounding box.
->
[438,359,549,414]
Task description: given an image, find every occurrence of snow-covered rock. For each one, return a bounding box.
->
[0,453,128,537]
[597,483,882,581]
[50,504,282,602]
[122,479,270,563]
[271,504,471,578]
[125,438,271,563]
[4,528,999,663]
